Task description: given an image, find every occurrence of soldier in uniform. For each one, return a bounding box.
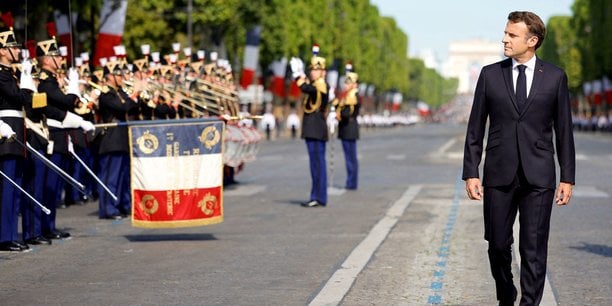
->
[96,59,140,219]
[35,37,94,240]
[0,28,34,252]
[334,66,360,190]
[290,45,329,207]
[64,58,97,205]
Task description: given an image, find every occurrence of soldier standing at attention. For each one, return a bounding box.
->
[36,37,94,240]
[335,64,360,190]
[96,60,140,220]
[0,28,33,252]
[290,45,329,207]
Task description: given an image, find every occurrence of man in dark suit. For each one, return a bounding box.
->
[462,11,575,306]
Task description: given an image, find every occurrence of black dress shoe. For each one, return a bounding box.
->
[43,230,71,240]
[105,214,123,220]
[25,236,52,245]
[13,241,30,251]
[0,241,22,252]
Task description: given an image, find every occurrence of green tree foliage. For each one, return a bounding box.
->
[3,0,456,107]
[538,16,582,92]
[569,0,611,81]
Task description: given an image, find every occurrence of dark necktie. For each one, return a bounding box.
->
[516,65,527,111]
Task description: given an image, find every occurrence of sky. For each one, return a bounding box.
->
[370,0,574,61]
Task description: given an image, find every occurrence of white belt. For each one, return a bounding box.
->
[47,118,63,128]
[0,109,23,118]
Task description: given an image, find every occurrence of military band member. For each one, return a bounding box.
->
[0,28,33,252]
[64,57,97,205]
[290,45,329,207]
[334,67,360,190]
[36,38,94,240]
[96,60,140,219]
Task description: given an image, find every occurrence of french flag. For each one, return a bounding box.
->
[53,10,73,64]
[240,26,261,89]
[130,121,224,228]
[270,57,287,97]
[94,0,128,67]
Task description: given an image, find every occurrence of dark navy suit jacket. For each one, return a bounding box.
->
[463,57,575,188]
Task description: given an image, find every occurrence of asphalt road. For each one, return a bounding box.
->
[1,123,610,305]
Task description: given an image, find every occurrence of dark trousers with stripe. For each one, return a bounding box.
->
[0,157,23,243]
[305,139,327,204]
[22,152,46,241]
[41,153,70,234]
[484,168,554,305]
[341,139,358,189]
[98,153,131,218]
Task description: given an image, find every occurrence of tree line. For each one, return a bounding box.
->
[538,0,611,94]
[1,0,461,111]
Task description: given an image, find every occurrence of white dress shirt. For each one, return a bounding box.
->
[512,56,536,97]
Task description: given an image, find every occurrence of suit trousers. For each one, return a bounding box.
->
[305,139,327,204]
[484,168,555,305]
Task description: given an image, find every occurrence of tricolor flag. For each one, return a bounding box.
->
[240,25,261,89]
[269,57,287,97]
[129,120,224,228]
[94,0,128,67]
[603,76,612,106]
[54,10,73,63]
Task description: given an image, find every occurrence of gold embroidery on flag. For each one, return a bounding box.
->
[198,192,218,216]
[140,194,159,215]
[199,126,220,149]
[137,130,159,154]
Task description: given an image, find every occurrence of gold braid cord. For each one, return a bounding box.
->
[336,88,358,117]
[303,78,327,114]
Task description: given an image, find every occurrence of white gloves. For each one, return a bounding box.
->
[62,111,95,132]
[328,87,336,102]
[79,120,95,132]
[67,67,81,97]
[0,120,16,139]
[327,108,338,135]
[19,60,37,92]
[290,57,305,79]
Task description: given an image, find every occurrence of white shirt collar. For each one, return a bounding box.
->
[512,56,536,71]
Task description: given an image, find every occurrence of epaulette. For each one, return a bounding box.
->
[39,71,49,80]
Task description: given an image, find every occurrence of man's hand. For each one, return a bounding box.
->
[67,68,82,97]
[290,57,304,79]
[465,178,483,201]
[0,121,16,139]
[19,59,37,92]
[555,182,573,206]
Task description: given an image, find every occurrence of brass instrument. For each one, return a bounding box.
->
[145,81,223,115]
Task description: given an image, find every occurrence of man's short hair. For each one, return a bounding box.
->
[508,11,546,50]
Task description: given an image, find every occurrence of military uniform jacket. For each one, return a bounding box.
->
[97,86,139,154]
[37,69,80,155]
[337,88,360,140]
[299,77,329,141]
[0,64,29,157]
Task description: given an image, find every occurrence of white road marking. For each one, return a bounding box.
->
[309,185,423,306]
